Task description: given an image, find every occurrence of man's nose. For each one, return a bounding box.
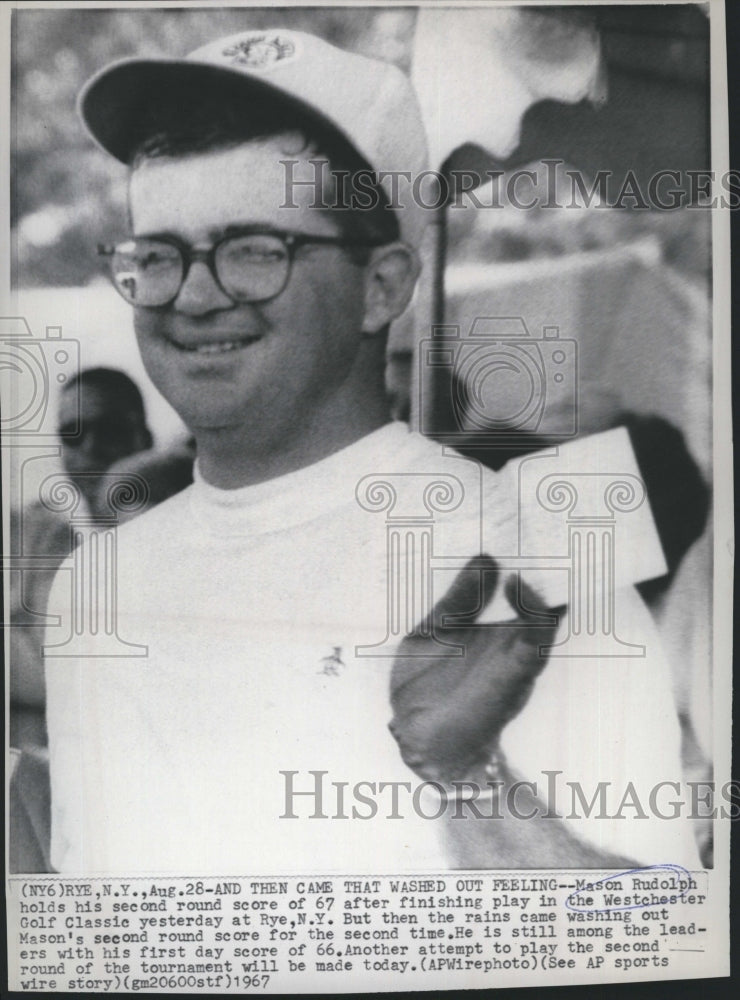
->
[173,260,234,316]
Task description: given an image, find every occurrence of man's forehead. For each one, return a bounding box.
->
[129,139,337,232]
[58,385,105,425]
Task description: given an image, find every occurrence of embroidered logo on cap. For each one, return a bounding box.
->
[222,33,297,70]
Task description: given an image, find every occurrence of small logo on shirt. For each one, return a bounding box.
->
[319,646,345,677]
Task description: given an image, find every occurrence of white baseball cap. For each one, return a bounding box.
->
[78,28,429,249]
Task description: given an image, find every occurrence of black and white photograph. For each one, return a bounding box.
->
[4,0,732,992]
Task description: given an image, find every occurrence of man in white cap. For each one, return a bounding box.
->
[44,28,698,873]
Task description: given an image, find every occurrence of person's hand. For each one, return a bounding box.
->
[389,556,558,782]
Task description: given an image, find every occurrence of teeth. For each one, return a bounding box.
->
[195,341,242,354]
[174,337,259,354]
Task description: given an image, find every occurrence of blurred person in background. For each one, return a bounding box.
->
[9,367,156,873]
[10,366,153,751]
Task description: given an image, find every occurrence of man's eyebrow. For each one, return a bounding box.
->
[132,224,287,243]
[131,229,183,242]
[219,222,286,238]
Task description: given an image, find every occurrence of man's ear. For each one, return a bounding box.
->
[361,243,420,335]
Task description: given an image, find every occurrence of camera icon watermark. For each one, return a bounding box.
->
[359,302,657,660]
[419,317,578,445]
[0,317,80,437]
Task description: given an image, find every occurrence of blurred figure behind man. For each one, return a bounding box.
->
[10,367,153,750]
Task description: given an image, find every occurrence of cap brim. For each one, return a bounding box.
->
[78,58,366,166]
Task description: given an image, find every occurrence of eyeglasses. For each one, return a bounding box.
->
[98,228,378,308]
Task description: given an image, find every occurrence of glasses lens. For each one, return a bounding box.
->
[215,234,289,303]
[111,239,183,306]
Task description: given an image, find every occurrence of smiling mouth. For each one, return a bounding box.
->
[169,335,262,355]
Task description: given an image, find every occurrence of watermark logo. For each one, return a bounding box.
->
[39,472,149,658]
[0,317,79,437]
[280,770,740,823]
[3,316,148,660]
[355,473,467,657]
[280,159,740,213]
[357,316,652,662]
[419,318,578,445]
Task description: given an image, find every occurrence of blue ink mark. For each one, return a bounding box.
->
[565,864,694,912]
